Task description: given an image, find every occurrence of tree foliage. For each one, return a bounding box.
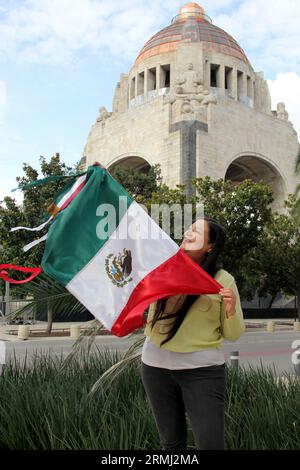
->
[0,153,74,269]
[113,164,162,200]
[3,157,298,326]
[0,153,74,303]
[292,146,300,222]
[247,195,300,319]
[192,177,274,298]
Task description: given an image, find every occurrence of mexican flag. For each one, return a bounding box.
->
[37,164,221,336]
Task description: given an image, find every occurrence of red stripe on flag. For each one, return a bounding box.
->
[0,264,42,284]
[111,249,222,337]
[59,179,86,211]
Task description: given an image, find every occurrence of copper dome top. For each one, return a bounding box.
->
[135,3,250,66]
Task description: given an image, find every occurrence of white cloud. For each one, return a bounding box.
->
[0,0,183,65]
[213,0,300,74]
[0,187,23,205]
[0,80,6,124]
[0,0,299,76]
[202,0,244,14]
[268,72,300,138]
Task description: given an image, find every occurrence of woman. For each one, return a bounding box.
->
[140,216,245,450]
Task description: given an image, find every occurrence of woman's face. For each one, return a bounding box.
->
[181,219,215,262]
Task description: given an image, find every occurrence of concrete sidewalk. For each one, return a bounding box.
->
[245,319,299,331]
[0,321,94,342]
[0,318,299,343]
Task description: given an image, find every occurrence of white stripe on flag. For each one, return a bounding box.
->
[66,202,179,331]
[10,174,87,233]
[23,234,48,252]
[56,174,86,209]
[10,218,52,233]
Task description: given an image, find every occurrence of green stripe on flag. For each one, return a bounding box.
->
[41,165,133,286]
[38,176,78,224]
[11,172,85,192]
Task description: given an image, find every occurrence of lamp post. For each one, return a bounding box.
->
[5,279,10,316]
[0,270,10,316]
[230,351,239,368]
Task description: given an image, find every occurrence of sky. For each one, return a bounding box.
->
[0,0,300,204]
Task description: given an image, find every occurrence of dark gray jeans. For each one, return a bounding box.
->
[140,362,226,450]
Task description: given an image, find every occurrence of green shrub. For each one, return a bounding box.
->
[0,350,299,450]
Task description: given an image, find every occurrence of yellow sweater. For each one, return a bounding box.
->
[144,268,246,352]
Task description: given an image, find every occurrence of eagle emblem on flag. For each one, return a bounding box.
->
[105,249,133,287]
[3,163,222,337]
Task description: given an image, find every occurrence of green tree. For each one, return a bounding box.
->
[292,146,300,221]
[0,153,74,268]
[0,153,75,332]
[249,195,300,320]
[138,175,274,299]
[113,164,162,199]
[192,177,274,298]
[3,162,276,333]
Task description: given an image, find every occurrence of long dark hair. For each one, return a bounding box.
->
[150,216,226,347]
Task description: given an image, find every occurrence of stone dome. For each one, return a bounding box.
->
[135,2,250,66]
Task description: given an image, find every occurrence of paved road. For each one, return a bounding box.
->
[1,330,300,376]
[222,330,300,376]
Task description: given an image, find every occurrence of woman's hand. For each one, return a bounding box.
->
[219,288,236,318]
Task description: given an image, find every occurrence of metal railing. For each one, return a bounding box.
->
[0,300,36,324]
[129,87,170,109]
[210,87,254,108]
[171,12,212,24]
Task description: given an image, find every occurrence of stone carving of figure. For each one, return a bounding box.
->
[181,100,193,114]
[175,63,202,94]
[200,89,217,106]
[96,106,112,122]
[163,63,216,116]
[276,102,289,121]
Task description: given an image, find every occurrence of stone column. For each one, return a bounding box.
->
[247,77,254,100]
[144,68,148,96]
[218,64,225,89]
[129,76,135,101]
[171,120,208,197]
[159,65,166,89]
[156,66,160,91]
[146,68,156,92]
[232,66,238,100]
[204,60,210,90]
[134,74,138,98]
[242,72,248,99]
[218,64,225,98]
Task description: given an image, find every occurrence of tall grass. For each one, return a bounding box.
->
[0,349,299,450]
[225,366,300,450]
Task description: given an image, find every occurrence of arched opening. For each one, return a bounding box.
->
[108,156,151,176]
[225,155,286,211]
